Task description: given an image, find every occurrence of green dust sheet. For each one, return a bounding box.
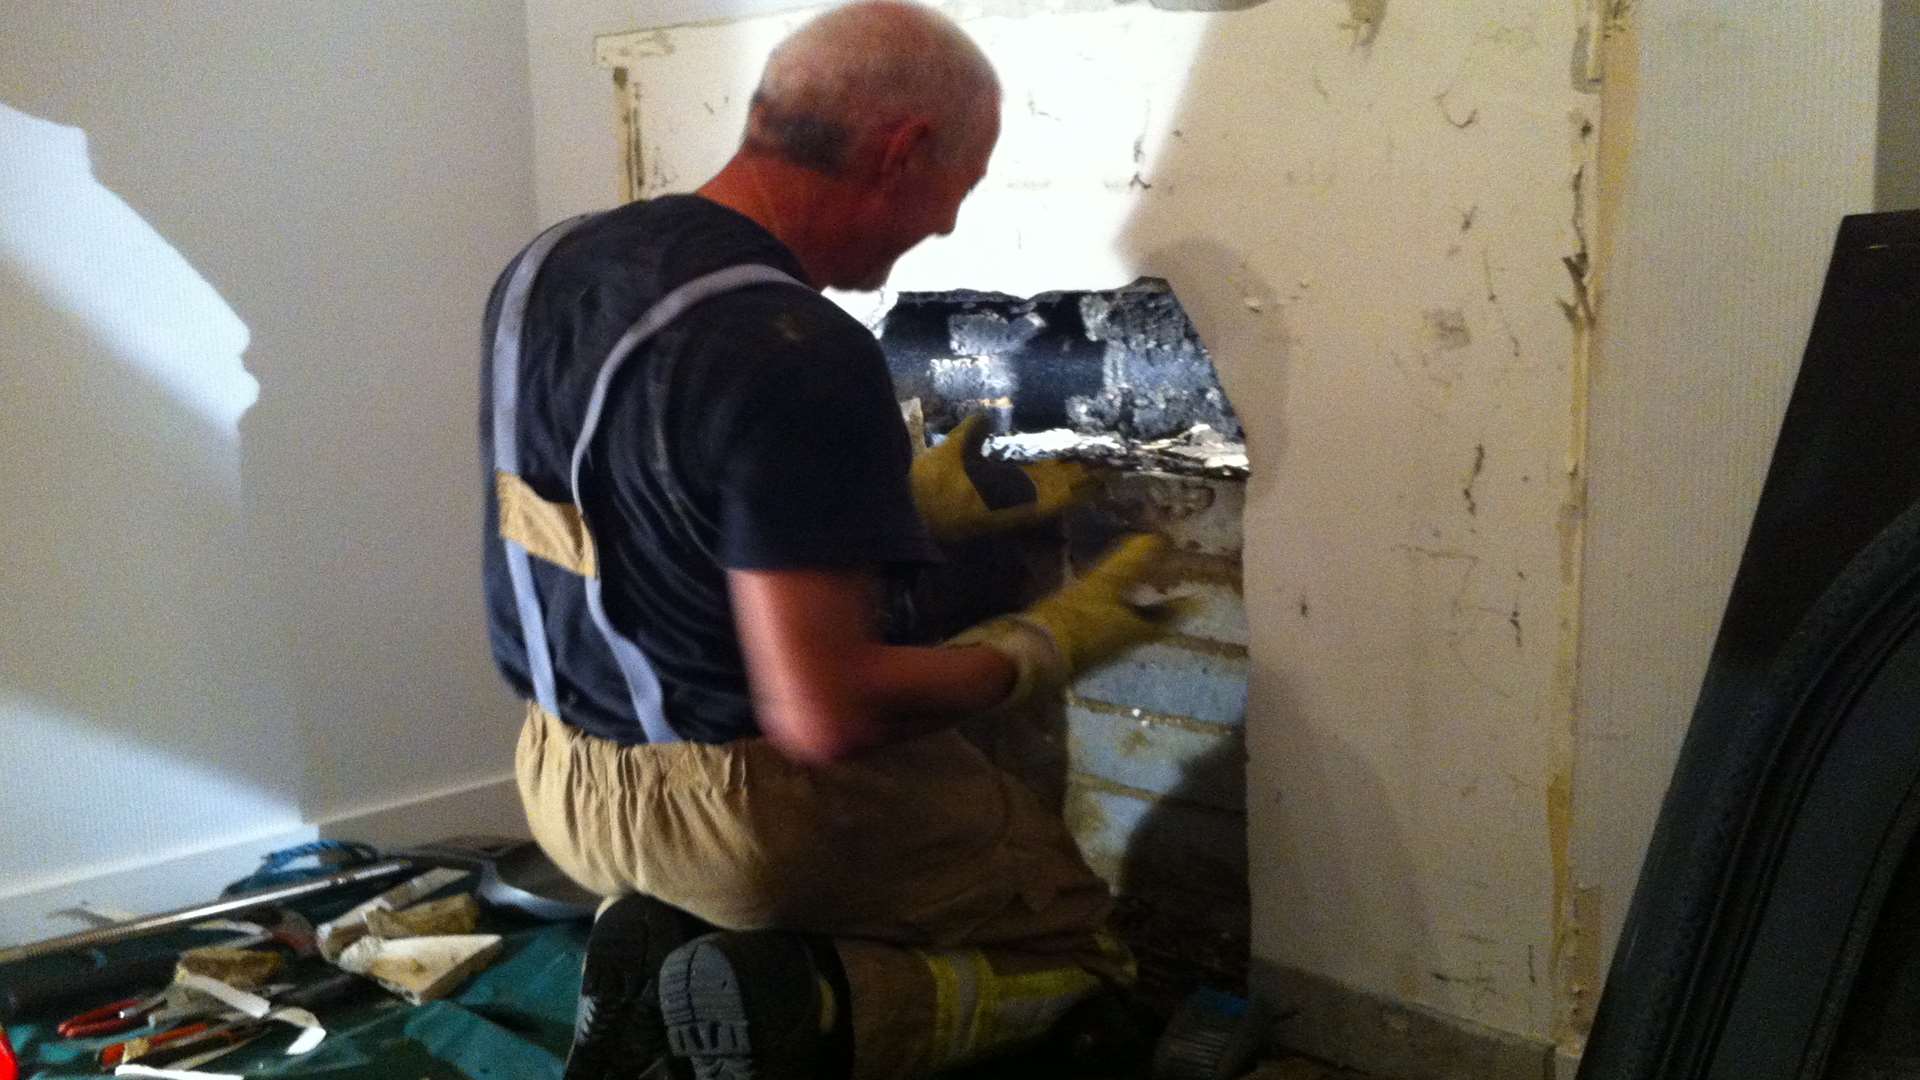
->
[12,920,590,1080]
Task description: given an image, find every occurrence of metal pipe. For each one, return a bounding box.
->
[0,859,411,967]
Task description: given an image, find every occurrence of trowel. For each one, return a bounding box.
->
[392,836,598,921]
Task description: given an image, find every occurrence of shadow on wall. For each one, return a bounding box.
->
[0,103,302,896]
[6,2,537,850]
[1107,0,1442,1012]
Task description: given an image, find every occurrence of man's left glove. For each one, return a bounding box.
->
[949,534,1193,716]
[911,414,1094,543]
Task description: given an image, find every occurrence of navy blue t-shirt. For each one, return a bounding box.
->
[481,196,939,745]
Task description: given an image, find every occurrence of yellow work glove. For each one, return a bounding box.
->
[950,534,1192,715]
[911,414,1095,543]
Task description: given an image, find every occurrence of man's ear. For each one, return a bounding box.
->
[875,117,934,182]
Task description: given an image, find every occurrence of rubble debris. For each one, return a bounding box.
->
[900,397,927,455]
[174,947,283,989]
[987,423,1249,479]
[316,868,470,961]
[335,934,504,1005]
[363,893,481,939]
[879,279,1241,458]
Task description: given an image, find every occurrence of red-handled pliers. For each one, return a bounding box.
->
[1,1022,20,1080]
[57,992,164,1038]
[99,1021,218,1069]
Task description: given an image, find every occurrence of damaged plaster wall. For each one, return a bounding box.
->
[544,0,1589,1046]
[1571,0,1880,1047]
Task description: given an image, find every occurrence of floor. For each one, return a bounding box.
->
[1248,1056,1392,1079]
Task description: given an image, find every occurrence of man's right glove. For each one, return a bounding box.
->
[911,414,1095,543]
[949,534,1192,715]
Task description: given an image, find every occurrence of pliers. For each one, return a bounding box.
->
[56,991,165,1037]
[1,1022,19,1080]
[99,1020,229,1069]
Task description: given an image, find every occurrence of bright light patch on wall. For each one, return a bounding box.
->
[0,103,255,436]
[0,691,306,900]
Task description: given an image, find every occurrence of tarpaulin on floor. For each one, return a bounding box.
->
[10,919,588,1080]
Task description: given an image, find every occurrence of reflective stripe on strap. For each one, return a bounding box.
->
[492,216,588,718]
[494,215,807,744]
[569,262,807,745]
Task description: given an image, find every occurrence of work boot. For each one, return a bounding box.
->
[939,984,1162,1080]
[563,894,709,1080]
[1044,984,1163,1078]
[659,930,838,1080]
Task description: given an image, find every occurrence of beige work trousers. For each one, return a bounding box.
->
[514,703,1131,1080]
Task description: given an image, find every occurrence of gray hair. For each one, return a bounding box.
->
[745,1,1000,174]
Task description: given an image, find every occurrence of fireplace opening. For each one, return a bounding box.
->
[877,279,1250,1008]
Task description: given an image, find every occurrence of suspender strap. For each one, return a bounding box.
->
[569,263,807,744]
[492,215,587,719]
[493,214,806,743]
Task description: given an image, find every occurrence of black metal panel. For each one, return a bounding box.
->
[1700,210,1920,724]
[1581,209,1920,1080]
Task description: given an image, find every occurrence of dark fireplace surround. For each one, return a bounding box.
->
[1581,209,1920,1080]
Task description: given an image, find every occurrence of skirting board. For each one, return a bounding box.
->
[0,774,525,948]
[1255,960,1564,1080]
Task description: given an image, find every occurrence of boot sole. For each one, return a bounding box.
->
[659,933,819,1080]
[564,895,705,1080]
[661,937,756,1077]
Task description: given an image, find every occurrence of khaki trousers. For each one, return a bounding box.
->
[514,704,1132,1080]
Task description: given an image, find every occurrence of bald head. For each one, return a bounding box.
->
[745,1,1000,176]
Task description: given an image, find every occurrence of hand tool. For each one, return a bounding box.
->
[183,909,317,960]
[0,860,409,967]
[123,971,371,1069]
[396,836,598,920]
[143,982,292,1030]
[56,991,164,1037]
[1,868,397,1021]
[7,912,307,1027]
[101,1020,218,1069]
[0,1022,17,1080]
[151,1029,266,1074]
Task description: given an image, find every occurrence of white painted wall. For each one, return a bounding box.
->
[1571,0,1881,1032]
[543,0,1588,1040]
[529,0,1890,1053]
[528,0,822,222]
[0,2,536,943]
[1883,0,1920,212]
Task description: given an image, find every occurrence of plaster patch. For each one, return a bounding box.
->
[594,29,674,66]
[1341,0,1387,47]
[1423,308,1474,350]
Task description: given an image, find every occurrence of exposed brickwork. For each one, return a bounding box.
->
[1059,469,1252,1001]
[1067,778,1249,898]
[1066,700,1244,813]
[1072,641,1249,728]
